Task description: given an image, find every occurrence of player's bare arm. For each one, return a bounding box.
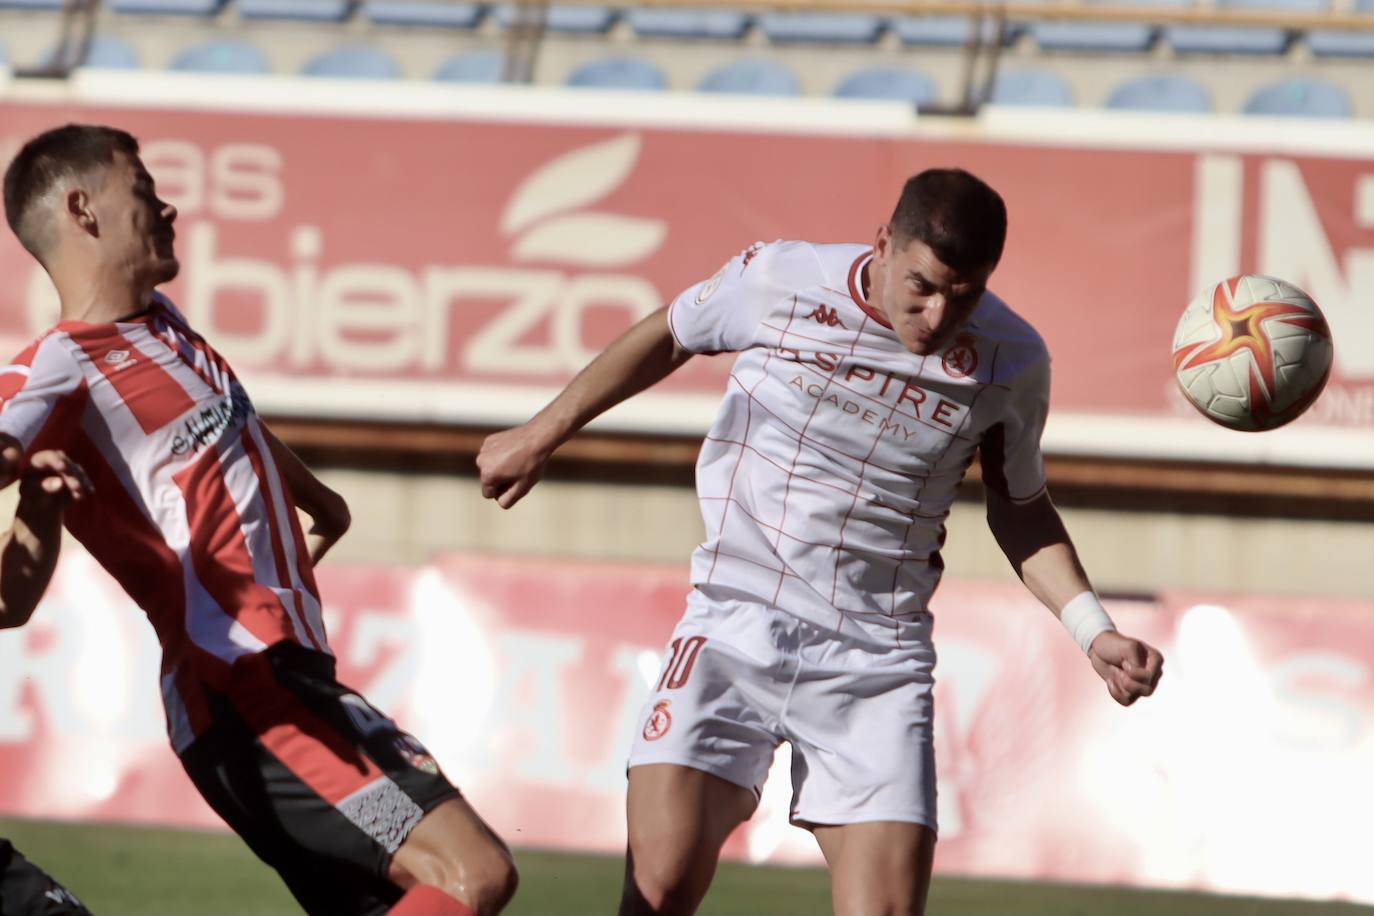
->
[478,306,693,509]
[985,489,1163,706]
[261,427,351,565]
[0,450,92,630]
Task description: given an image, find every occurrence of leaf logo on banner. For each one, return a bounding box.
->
[502,133,667,266]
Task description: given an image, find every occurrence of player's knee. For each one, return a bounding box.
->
[626,845,707,911]
[433,843,517,914]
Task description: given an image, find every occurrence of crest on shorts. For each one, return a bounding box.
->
[642,700,672,741]
[941,334,978,378]
[394,734,440,775]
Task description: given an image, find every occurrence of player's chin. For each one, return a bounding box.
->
[153,257,181,284]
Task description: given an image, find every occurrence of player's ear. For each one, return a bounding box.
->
[65,189,99,238]
[874,224,892,261]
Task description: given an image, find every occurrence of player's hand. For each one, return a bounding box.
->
[0,434,23,489]
[17,450,92,516]
[306,486,351,566]
[1088,631,1163,707]
[476,423,554,509]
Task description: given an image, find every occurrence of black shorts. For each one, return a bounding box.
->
[0,840,93,916]
[179,643,460,916]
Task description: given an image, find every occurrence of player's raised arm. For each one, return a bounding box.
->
[0,450,91,630]
[985,489,1164,706]
[261,426,351,565]
[478,306,693,510]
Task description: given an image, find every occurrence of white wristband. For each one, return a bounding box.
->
[1060,591,1116,655]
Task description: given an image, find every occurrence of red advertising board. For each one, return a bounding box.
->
[0,550,1369,904]
[1,78,1372,467]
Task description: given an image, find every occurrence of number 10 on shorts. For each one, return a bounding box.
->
[655,636,707,691]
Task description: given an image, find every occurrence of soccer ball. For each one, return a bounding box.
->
[1171,275,1333,432]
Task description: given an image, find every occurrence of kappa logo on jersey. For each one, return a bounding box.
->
[643,700,672,741]
[941,334,979,378]
[804,305,847,329]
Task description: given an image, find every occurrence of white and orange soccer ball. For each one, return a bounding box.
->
[1171,274,1334,432]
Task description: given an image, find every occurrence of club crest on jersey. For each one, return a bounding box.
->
[804,304,846,329]
[696,268,725,304]
[941,334,978,378]
[643,700,672,741]
[394,734,441,775]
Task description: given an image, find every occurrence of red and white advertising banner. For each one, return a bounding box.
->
[0,550,1370,904]
[1,74,1372,467]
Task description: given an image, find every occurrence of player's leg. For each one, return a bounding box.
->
[620,763,757,916]
[620,596,787,916]
[386,795,517,915]
[0,839,95,916]
[814,822,935,916]
[184,642,515,916]
[785,614,939,916]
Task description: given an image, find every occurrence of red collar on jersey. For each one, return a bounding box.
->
[847,251,892,330]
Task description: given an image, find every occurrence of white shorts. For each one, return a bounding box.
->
[628,590,939,832]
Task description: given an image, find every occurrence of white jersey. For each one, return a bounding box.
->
[667,240,1050,627]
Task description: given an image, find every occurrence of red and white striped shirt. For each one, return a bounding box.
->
[0,292,327,752]
[668,241,1051,629]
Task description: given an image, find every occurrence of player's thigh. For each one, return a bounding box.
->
[814,821,936,916]
[388,794,515,895]
[185,644,466,915]
[626,763,757,862]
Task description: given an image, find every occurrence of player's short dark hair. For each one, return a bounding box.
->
[888,168,1007,272]
[3,123,140,263]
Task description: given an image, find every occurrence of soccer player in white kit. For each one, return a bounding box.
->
[478,169,1164,915]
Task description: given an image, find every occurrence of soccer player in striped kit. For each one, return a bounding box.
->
[479,169,1165,916]
[0,125,516,915]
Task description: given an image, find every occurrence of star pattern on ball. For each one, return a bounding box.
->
[1172,277,1331,408]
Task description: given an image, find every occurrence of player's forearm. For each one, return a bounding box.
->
[530,307,693,449]
[985,491,1094,616]
[0,500,63,629]
[263,427,351,561]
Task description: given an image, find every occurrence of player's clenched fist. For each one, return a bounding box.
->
[1087,631,1164,706]
[20,450,94,511]
[477,423,556,510]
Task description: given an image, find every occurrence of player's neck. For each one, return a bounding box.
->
[53,267,152,325]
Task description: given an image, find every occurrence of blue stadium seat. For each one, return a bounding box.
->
[893,16,1014,47]
[495,4,615,33]
[1029,0,1184,52]
[0,0,65,9]
[565,56,667,90]
[107,0,224,13]
[236,0,353,22]
[1031,22,1158,52]
[1166,0,1319,54]
[1307,0,1374,55]
[990,69,1075,106]
[833,66,937,104]
[1104,73,1212,111]
[758,13,884,44]
[698,59,802,96]
[1243,77,1352,117]
[302,45,401,79]
[169,39,270,73]
[364,1,483,28]
[43,36,141,69]
[624,8,750,39]
[434,49,505,83]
